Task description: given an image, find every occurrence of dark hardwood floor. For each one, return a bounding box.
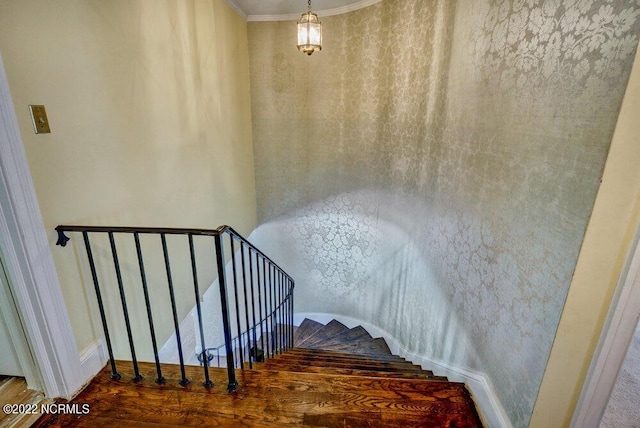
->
[35,359,482,427]
[35,319,483,427]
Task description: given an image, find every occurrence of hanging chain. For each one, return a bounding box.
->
[308,0,312,12]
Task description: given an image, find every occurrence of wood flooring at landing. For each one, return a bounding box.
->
[0,375,52,428]
[35,319,483,427]
[34,359,482,427]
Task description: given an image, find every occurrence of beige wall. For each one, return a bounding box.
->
[531,46,640,426]
[0,0,256,354]
[247,2,640,425]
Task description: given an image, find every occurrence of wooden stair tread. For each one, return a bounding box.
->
[40,362,481,427]
[84,361,450,392]
[319,337,392,356]
[263,357,429,374]
[40,319,483,427]
[306,325,373,348]
[293,318,324,345]
[255,362,444,381]
[267,352,422,371]
[295,319,349,347]
[38,311,486,428]
[285,347,410,365]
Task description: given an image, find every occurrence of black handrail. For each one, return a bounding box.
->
[56,224,295,392]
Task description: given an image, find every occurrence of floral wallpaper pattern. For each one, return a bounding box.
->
[477,0,640,90]
[248,1,640,426]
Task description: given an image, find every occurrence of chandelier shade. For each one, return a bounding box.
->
[297,1,322,55]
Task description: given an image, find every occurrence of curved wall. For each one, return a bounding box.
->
[248,1,640,425]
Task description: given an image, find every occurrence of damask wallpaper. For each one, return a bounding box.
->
[248,0,640,425]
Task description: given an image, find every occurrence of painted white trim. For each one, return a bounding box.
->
[0,257,35,379]
[294,312,512,428]
[403,348,512,428]
[572,227,640,428]
[80,339,108,382]
[229,0,382,22]
[0,53,87,399]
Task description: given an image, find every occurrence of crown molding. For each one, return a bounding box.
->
[226,0,382,22]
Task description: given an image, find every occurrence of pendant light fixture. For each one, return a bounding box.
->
[297,0,322,55]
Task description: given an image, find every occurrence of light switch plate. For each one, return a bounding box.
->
[28,105,50,134]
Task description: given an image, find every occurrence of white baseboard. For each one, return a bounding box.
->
[79,339,107,392]
[294,312,512,428]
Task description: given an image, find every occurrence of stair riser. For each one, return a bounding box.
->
[272,354,424,371]
[255,364,445,380]
[311,343,392,355]
[293,319,324,345]
[295,320,349,347]
[264,361,428,375]
[304,327,373,348]
[284,350,409,365]
[285,347,407,363]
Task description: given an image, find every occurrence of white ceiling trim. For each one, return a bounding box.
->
[224,0,248,20]
[225,0,382,22]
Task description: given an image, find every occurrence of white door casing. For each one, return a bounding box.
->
[0,52,87,398]
[572,226,640,427]
[0,254,26,377]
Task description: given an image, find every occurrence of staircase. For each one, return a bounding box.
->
[255,318,484,427]
[37,318,483,427]
[49,225,483,426]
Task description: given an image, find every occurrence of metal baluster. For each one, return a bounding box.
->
[278,270,284,352]
[161,233,189,386]
[282,272,286,351]
[108,232,143,382]
[266,263,273,357]
[256,254,265,357]
[288,279,294,346]
[279,271,284,351]
[232,337,237,367]
[283,273,288,350]
[271,265,280,354]
[229,236,244,369]
[214,234,238,392]
[189,235,213,388]
[82,232,121,380]
[269,265,275,354]
[240,243,252,369]
[268,263,275,355]
[133,233,164,384]
[277,270,282,351]
[288,278,291,348]
[284,273,289,350]
[275,267,280,353]
[262,257,271,359]
[248,249,259,364]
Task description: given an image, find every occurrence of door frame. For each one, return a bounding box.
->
[0,53,85,398]
[0,253,35,379]
[572,225,640,427]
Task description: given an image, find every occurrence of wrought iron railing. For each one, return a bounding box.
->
[55,225,294,392]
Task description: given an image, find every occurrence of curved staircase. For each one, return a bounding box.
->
[37,318,484,427]
[251,318,484,427]
[47,225,483,426]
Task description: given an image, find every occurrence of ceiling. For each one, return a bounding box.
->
[225,0,381,21]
